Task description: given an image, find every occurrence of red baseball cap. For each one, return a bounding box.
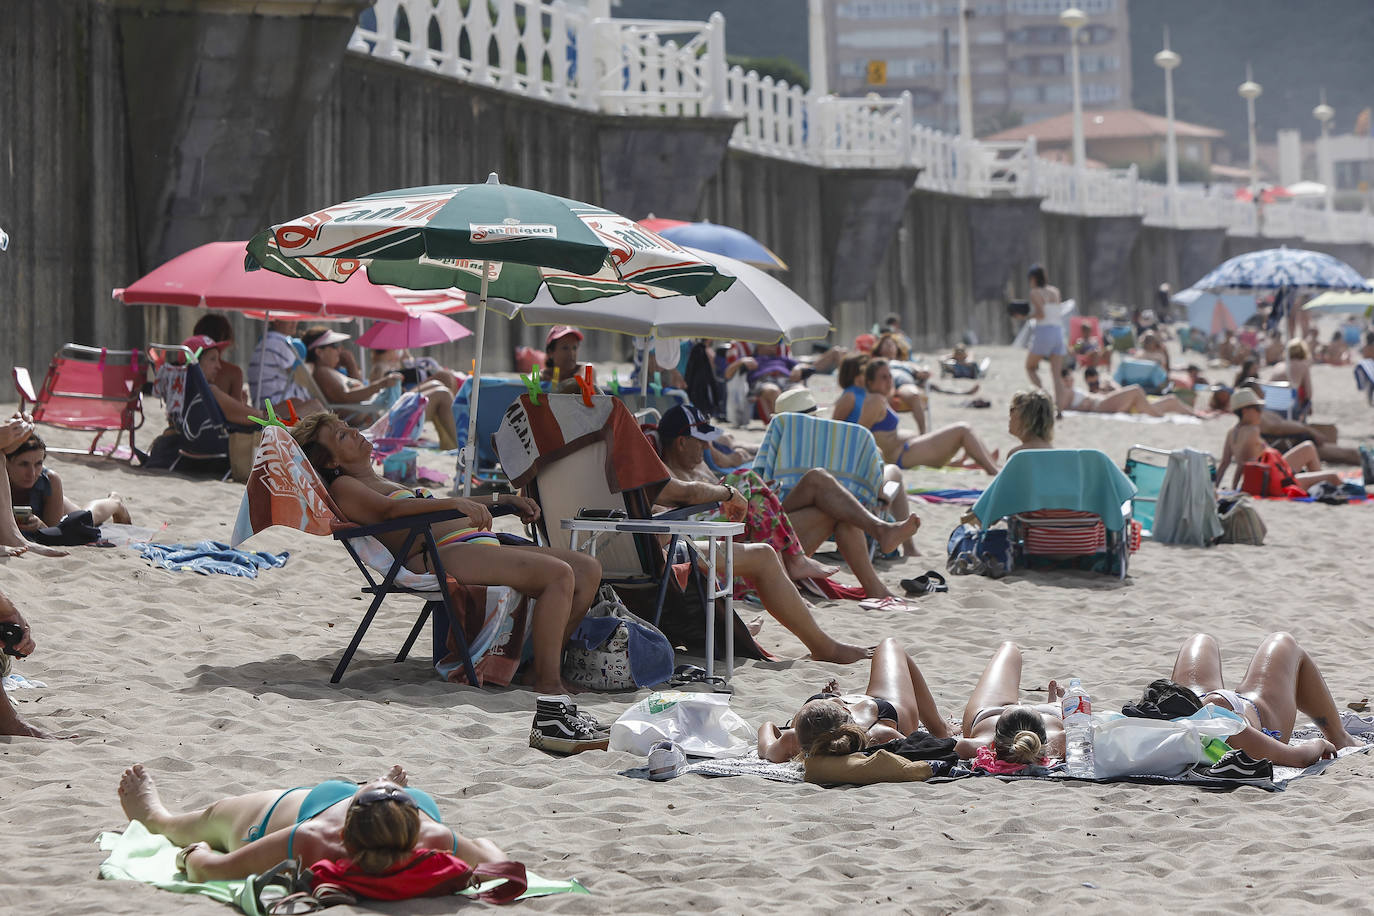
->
[545,325,584,347]
[182,334,229,353]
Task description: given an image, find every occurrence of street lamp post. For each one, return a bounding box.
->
[1060,6,1088,207]
[1238,64,1263,202]
[1153,28,1181,225]
[1313,89,1335,233]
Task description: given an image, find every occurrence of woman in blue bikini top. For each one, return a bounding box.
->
[118,763,508,882]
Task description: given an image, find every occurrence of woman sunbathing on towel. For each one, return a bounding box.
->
[1165,632,1359,768]
[757,638,955,761]
[119,764,505,882]
[6,432,132,528]
[1056,366,1196,418]
[291,412,601,695]
[833,357,1000,475]
[0,413,66,557]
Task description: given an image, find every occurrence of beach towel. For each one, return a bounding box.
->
[1151,448,1223,546]
[493,393,668,495]
[620,751,804,784]
[96,820,588,905]
[910,487,984,505]
[137,541,288,578]
[972,449,1136,532]
[1061,410,1201,425]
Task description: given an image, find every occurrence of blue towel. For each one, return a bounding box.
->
[137,541,289,578]
[569,616,674,688]
[971,449,1137,531]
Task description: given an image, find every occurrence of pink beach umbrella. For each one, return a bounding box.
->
[356,312,472,349]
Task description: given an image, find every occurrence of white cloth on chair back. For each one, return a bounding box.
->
[1152,448,1222,547]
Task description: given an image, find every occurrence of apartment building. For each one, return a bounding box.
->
[821,0,1132,133]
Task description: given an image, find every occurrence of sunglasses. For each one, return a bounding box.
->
[351,784,418,810]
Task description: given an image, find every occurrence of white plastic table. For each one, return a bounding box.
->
[561,517,744,685]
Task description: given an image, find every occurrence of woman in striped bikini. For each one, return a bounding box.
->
[290,412,601,696]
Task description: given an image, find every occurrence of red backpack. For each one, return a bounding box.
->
[1240,447,1308,498]
[309,851,527,903]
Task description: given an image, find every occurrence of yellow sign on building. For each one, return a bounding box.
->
[866,60,887,86]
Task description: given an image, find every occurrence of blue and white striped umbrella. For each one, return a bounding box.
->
[1192,247,1372,294]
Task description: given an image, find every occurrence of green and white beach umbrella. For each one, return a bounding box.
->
[247,174,736,493]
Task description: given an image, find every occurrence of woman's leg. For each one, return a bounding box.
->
[780,468,919,555]
[882,465,919,556]
[892,384,928,434]
[1169,632,1225,696]
[0,460,64,557]
[119,765,294,852]
[68,495,131,526]
[899,424,1000,475]
[961,642,1023,733]
[1283,441,1323,473]
[1236,632,1359,747]
[865,638,950,738]
[730,543,870,665]
[831,522,890,598]
[1143,394,1197,417]
[1095,386,1151,414]
[510,544,601,642]
[436,542,586,694]
[422,386,459,450]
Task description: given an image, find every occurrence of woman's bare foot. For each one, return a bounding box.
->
[784,552,839,582]
[24,542,68,558]
[108,493,132,525]
[0,545,26,558]
[119,765,173,827]
[810,643,874,665]
[877,515,921,556]
[381,764,409,786]
[746,615,765,637]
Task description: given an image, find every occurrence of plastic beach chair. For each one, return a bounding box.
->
[1258,382,1299,421]
[1113,357,1170,395]
[1123,445,1216,538]
[972,449,1138,579]
[13,343,145,461]
[231,426,525,685]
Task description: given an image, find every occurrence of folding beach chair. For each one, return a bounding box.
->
[13,343,145,461]
[1123,445,1217,539]
[364,390,430,459]
[452,376,529,489]
[972,449,1138,579]
[1355,359,1374,406]
[1258,382,1299,421]
[148,344,258,478]
[231,426,527,686]
[1113,357,1170,395]
[751,412,899,556]
[493,393,759,660]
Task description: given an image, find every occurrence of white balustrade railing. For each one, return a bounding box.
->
[346,0,1374,246]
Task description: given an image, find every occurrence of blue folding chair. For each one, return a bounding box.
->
[452,377,529,488]
[1123,445,1216,538]
[1259,382,1299,421]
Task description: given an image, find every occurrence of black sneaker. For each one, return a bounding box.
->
[529,696,610,755]
[1205,749,1273,782]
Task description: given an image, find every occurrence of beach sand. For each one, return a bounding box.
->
[4,343,1373,914]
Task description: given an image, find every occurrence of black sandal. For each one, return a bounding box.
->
[900,571,948,595]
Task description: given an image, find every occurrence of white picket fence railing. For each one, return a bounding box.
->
[348,0,1374,245]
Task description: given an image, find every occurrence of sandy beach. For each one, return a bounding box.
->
[4,342,1374,915]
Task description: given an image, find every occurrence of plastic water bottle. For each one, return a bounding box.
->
[1060,678,1095,778]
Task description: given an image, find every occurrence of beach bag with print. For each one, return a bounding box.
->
[1240,447,1307,498]
[562,586,674,691]
[1215,496,1267,546]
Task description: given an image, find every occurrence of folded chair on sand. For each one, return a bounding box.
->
[492,392,763,665]
[1123,445,1216,539]
[752,412,900,556]
[13,343,145,461]
[230,425,529,686]
[147,344,257,478]
[972,449,1139,579]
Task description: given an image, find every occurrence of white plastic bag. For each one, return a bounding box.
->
[1093,704,1246,779]
[609,691,754,759]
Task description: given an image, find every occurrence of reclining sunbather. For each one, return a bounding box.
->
[291,412,601,694]
[658,404,919,599]
[0,413,66,558]
[1056,366,1196,418]
[757,638,954,762]
[957,641,1066,769]
[6,432,132,527]
[118,763,504,882]
[1166,632,1359,768]
[302,328,405,427]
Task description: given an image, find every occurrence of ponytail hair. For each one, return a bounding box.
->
[992,706,1048,765]
[793,698,868,758]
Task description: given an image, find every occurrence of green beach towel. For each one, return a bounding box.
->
[98,821,589,908]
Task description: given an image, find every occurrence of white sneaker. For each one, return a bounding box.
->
[646,740,687,781]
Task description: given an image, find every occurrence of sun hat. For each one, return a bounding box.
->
[545,325,584,347]
[774,387,818,414]
[1229,388,1262,413]
[658,404,721,444]
[181,334,229,353]
[304,329,351,350]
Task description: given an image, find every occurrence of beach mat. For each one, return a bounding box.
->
[97,820,590,904]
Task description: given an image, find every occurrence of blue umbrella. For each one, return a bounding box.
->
[1192,247,1372,294]
[640,217,788,271]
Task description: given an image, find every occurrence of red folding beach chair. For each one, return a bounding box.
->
[13,344,146,461]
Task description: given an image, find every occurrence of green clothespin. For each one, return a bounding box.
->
[610,368,621,395]
[650,371,662,396]
[248,398,289,429]
[520,369,541,405]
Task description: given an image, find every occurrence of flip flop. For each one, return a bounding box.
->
[900,571,948,595]
[858,596,919,611]
[667,664,730,692]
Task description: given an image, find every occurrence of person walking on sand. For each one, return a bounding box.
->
[1025,264,1067,398]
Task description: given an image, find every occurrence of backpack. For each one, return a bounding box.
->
[1215,496,1266,545]
[1240,447,1307,498]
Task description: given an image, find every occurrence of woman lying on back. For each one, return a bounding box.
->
[290,412,601,695]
